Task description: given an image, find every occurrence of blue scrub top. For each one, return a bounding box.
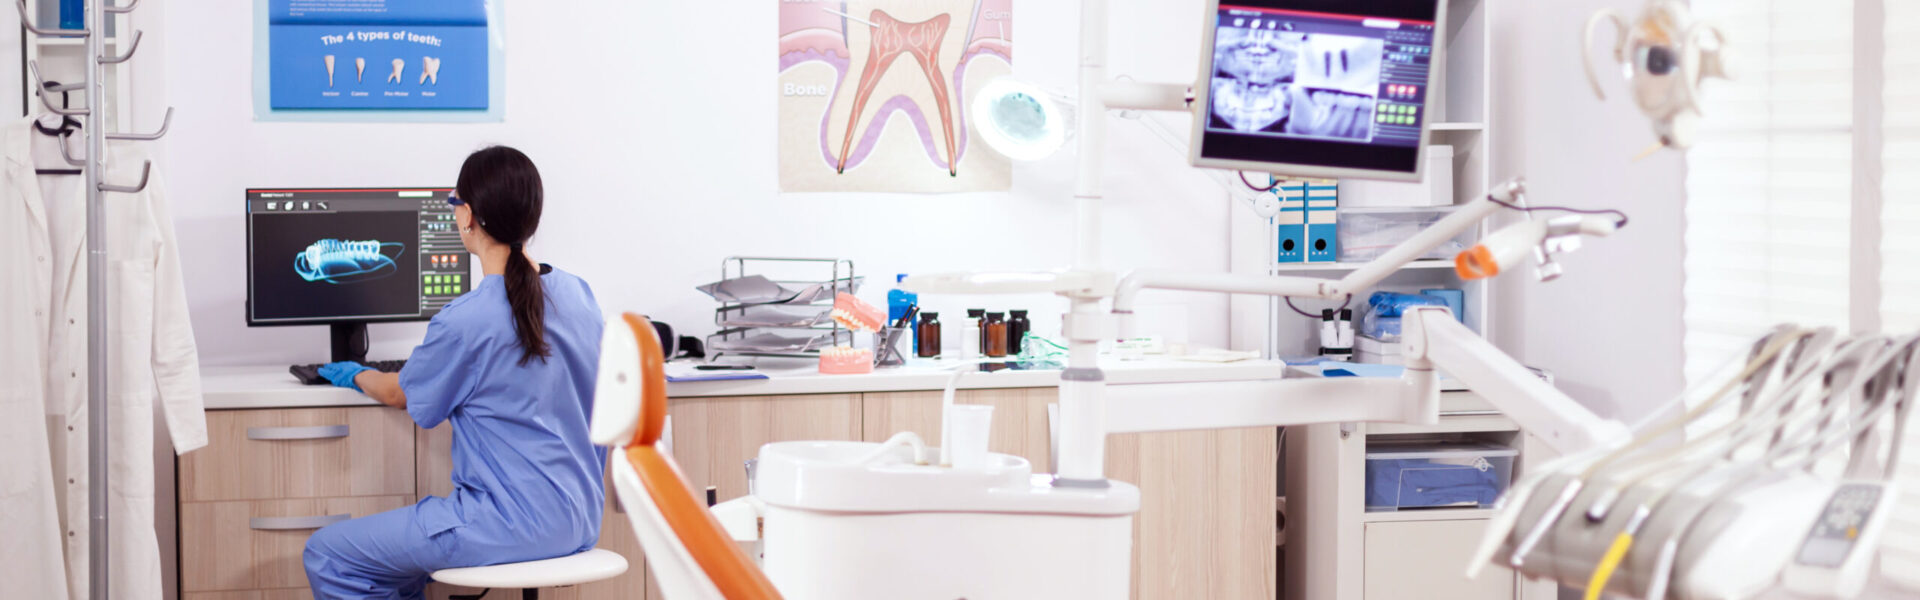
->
[398,266,607,559]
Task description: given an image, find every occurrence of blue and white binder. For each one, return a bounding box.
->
[1274,180,1308,263]
[1305,182,1340,262]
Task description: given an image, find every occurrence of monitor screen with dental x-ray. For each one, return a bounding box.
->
[1192,0,1443,181]
[246,188,471,326]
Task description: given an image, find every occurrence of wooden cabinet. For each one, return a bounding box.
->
[181,407,415,502]
[179,406,415,597]
[1108,427,1278,600]
[667,393,863,502]
[180,495,410,593]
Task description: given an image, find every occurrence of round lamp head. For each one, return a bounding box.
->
[972,78,1067,161]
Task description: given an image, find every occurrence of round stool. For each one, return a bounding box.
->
[432,548,629,600]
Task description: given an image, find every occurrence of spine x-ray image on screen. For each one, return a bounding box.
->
[1212,26,1383,142]
[294,239,405,284]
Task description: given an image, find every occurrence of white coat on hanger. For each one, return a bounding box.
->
[0,115,207,600]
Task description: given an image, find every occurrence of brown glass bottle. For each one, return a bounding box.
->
[916,313,942,358]
[1008,310,1030,355]
[984,312,1009,358]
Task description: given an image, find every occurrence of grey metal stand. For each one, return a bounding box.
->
[16,1,171,597]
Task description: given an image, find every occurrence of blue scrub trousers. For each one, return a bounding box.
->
[302,501,458,600]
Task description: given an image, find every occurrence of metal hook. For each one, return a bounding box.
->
[98,160,151,193]
[103,0,138,13]
[59,133,86,167]
[15,0,88,37]
[98,30,143,64]
[107,106,171,141]
[28,61,91,116]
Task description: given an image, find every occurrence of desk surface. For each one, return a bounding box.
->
[201,356,1288,410]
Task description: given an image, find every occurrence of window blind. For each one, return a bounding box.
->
[1683,0,1854,386]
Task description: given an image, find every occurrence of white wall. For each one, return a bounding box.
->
[1487,0,1688,421]
[26,0,1685,413]
[151,0,1233,366]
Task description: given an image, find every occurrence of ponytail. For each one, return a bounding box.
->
[502,242,549,365]
[457,146,551,365]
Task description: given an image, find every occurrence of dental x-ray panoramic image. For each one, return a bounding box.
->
[1209,25,1383,142]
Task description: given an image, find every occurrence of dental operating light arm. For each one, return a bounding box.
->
[1113,180,1522,340]
[1403,307,1630,453]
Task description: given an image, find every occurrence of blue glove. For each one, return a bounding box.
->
[318,361,373,392]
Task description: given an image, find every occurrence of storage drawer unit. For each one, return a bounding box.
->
[181,495,411,593]
[1362,519,1515,600]
[180,407,415,502]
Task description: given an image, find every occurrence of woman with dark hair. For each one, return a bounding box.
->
[301,146,608,598]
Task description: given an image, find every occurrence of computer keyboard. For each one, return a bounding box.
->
[290,360,408,385]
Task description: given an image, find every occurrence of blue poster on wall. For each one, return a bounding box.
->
[268,0,489,110]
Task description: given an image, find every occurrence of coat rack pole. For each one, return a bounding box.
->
[84,0,109,596]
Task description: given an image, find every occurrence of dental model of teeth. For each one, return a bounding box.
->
[294,239,404,284]
[830,292,887,332]
[818,346,875,375]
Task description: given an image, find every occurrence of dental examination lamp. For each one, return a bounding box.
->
[972,75,1289,217]
[972,79,1072,162]
[1584,0,1731,150]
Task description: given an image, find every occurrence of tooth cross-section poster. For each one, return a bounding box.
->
[267,0,490,110]
[779,0,1013,193]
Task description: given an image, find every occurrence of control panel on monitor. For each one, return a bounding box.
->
[1191,0,1443,181]
[245,187,471,361]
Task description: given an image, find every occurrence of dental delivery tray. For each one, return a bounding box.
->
[1364,441,1516,512]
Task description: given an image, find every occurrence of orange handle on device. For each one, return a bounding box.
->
[1455,245,1500,280]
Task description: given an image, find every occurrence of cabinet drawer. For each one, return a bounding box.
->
[181,407,415,502]
[181,496,410,593]
[1363,519,1514,600]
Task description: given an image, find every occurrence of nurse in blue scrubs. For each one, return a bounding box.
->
[304,146,607,599]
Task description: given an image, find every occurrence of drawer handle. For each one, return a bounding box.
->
[247,425,350,440]
[249,514,350,530]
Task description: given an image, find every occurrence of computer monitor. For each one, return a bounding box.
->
[245,187,471,362]
[1191,0,1444,181]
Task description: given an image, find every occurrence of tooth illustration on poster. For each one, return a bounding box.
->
[421,56,440,85]
[355,57,366,83]
[388,58,404,83]
[779,0,1013,193]
[324,55,335,87]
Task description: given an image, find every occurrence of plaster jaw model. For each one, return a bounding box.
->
[388,58,405,84]
[356,57,366,84]
[324,55,336,88]
[835,10,960,177]
[420,56,441,85]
